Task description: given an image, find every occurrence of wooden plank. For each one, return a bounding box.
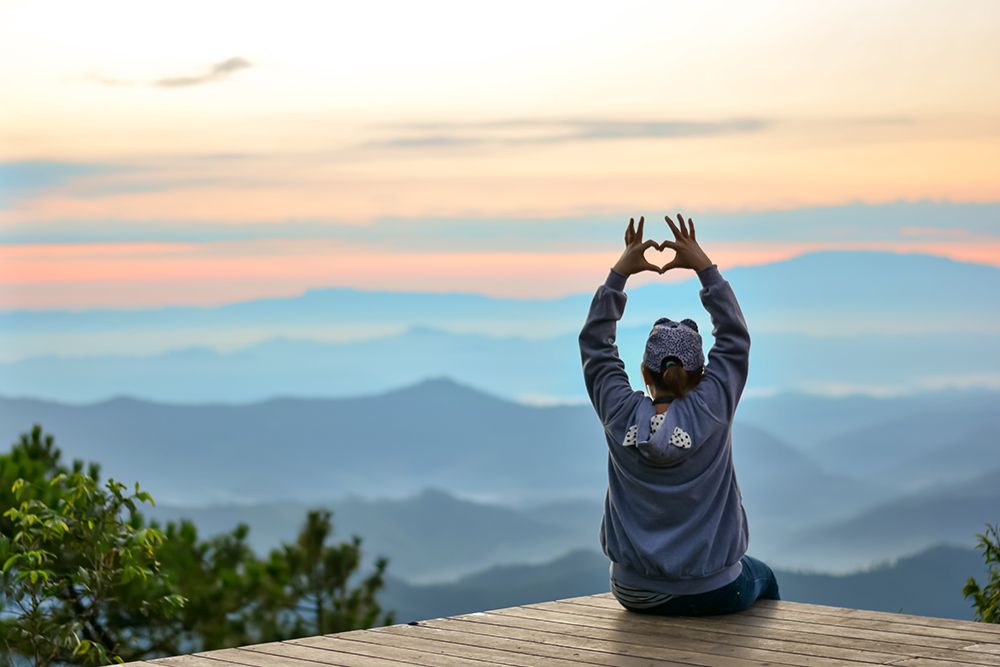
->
[376,619,766,667]
[741,600,1000,641]
[414,617,860,666]
[452,607,886,667]
[549,599,980,662]
[136,593,1000,667]
[713,610,980,649]
[890,660,1000,667]
[345,624,666,667]
[896,649,1000,667]
[558,596,973,650]
[573,596,1000,647]
[212,638,420,667]
[374,618,697,667]
[589,593,1000,639]
[499,602,904,664]
[584,595,999,640]
[548,600,1000,667]
[262,636,471,666]
[153,655,245,667]
[757,600,1000,637]
[752,608,1000,645]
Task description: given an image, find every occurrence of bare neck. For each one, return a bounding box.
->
[650,394,672,414]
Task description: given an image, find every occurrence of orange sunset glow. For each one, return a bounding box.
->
[3,0,1000,309]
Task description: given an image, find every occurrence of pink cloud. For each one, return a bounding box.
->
[1,238,998,310]
[897,226,974,238]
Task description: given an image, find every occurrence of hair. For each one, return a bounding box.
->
[643,357,704,401]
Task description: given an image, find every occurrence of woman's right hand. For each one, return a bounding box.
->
[613,216,663,276]
[659,213,713,273]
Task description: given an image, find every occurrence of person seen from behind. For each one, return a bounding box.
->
[578,212,780,615]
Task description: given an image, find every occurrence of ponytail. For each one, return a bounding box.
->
[660,363,690,399]
[647,358,704,400]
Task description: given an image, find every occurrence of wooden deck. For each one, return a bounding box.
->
[123,593,1000,667]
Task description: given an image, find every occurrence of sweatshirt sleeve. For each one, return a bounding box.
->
[690,264,751,422]
[578,268,642,429]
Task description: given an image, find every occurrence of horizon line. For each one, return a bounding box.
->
[2,247,996,315]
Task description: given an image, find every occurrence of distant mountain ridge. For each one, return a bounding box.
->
[4,249,996,318]
[146,486,605,584]
[780,467,1000,568]
[0,377,610,506]
[7,379,995,574]
[3,250,998,404]
[3,250,998,361]
[2,324,999,405]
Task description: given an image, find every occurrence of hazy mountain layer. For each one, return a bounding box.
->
[146,488,605,584]
[4,381,996,574]
[3,326,998,404]
[780,468,1000,569]
[2,251,998,403]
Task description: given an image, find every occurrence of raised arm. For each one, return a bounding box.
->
[660,213,750,421]
[692,265,751,421]
[579,216,662,427]
[579,269,637,427]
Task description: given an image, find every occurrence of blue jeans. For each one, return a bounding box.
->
[615,555,780,616]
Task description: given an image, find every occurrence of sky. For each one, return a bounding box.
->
[2,0,999,309]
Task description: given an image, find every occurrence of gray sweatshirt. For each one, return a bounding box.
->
[578,264,751,595]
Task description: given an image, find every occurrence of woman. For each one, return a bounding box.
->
[578,213,779,615]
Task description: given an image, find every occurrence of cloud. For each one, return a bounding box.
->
[898,226,974,238]
[89,58,252,88]
[154,57,252,88]
[372,135,485,149]
[5,201,999,251]
[361,115,919,151]
[0,160,121,206]
[363,117,768,149]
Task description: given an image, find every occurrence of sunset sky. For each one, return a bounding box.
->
[2,0,999,309]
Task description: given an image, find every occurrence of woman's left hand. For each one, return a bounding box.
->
[613,216,663,276]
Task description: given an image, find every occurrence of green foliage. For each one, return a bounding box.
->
[280,509,395,636]
[148,510,394,649]
[1,424,396,665]
[963,523,1000,623]
[0,426,184,667]
[151,517,286,649]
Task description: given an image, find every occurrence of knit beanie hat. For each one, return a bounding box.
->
[643,317,704,373]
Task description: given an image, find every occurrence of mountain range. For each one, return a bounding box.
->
[3,378,997,573]
[145,488,604,584]
[2,251,998,403]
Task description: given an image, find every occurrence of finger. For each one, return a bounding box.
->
[626,217,635,244]
[664,215,682,240]
[677,213,689,238]
[641,239,659,250]
[641,261,660,273]
[660,258,680,273]
[659,239,679,251]
[637,215,645,240]
[689,217,696,241]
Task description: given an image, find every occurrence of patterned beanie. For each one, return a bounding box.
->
[643,317,704,373]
